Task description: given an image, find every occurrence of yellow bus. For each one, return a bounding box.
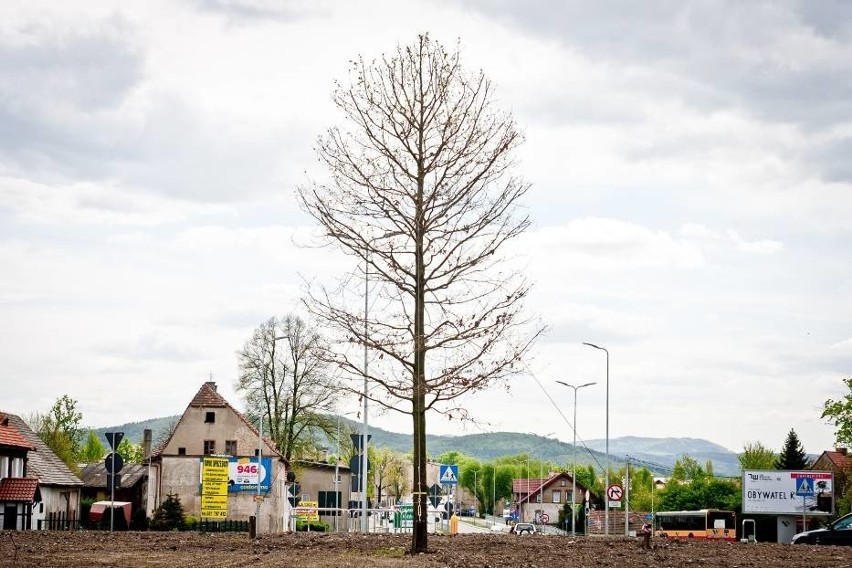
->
[655,509,736,541]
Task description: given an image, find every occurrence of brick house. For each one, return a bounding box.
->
[811,447,851,511]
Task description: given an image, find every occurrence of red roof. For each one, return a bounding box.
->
[0,477,39,502]
[0,415,35,450]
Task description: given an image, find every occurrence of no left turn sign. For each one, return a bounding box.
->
[606,484,624,501]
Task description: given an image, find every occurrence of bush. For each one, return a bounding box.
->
[295,519,329,532]
[149,493,186,531]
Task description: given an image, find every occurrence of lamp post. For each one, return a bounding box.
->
[556,380,596,536]
[583,342,609,535]
[472,470,479,522]
[253,334,288,537]
[361,254,370,533]
[360,230,404,533]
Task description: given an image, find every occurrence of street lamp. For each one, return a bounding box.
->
[361,254,370,533]
[556,380,596,536]
[472,470,479,522]
[254,334,288,537]
[583,342,609,536]
[361,230,404,532]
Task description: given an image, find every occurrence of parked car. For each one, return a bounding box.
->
[511,522,536,535]
[791,512,852,546]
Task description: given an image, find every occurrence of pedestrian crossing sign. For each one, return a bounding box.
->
[439,464,459,485]
[796,477,814,497]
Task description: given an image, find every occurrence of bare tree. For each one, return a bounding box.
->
[298,35,542,551]
[235,315,338,461]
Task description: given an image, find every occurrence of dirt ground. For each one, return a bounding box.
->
[2,531,851,568]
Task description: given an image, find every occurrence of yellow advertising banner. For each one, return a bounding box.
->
[201,457,229,518]
[295,500,319,522]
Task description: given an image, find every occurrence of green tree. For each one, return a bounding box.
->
[117,438,144,464]
[658,456,740,511]
[30,394,84,471]
[628,466,655,512]
[149,493,186,531]
[79,431,106,463]
[297,35,542,553]
[822,377,852,447]
[775,429,809,470]
[739,441,777,471]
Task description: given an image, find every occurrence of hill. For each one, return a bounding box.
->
[91,416,741,476]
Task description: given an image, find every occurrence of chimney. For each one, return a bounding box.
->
[205,381,217,392]
[143,429,153,459]
[837,447,848,456]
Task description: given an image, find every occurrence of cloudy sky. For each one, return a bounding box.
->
[3,0,850,455]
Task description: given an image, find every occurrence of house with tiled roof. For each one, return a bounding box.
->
[512,471,589,527]
[0,414,37,529]
[811,447,851,510]
[147,382,290,533]
[2,413,83,530]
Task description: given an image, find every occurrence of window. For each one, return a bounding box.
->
[205,411,215,423]
[225,440,237,456]
[203,440,216,455]
[11,458,23,477]
[552,490,561,503]
[0,456,8,479]
[178,447,186,455]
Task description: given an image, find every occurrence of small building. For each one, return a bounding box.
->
[811,447,851,510]
[513,471,588,526]
[79,463,147,528]
[1,413,82,530]
[147,381,290,532]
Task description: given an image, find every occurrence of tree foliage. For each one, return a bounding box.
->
[739,441,777,471]
[822,377,852,447]
[658,456,740,511]
[117,438,144,464]
[79,431,106,463]
[29,394,84,471]
[298,35,542,552]
[235,315,338,461]
[775,429,809,470]
[149,493,186,531]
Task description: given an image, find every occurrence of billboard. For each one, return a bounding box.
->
[200,457,229,519]
[228,457,273,493]
[199,456,273,494]
[742,470,833,515]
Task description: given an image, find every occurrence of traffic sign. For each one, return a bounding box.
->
[104,432,124,450]
[439,464,459,485]
[796,477,815,497]
[104,452,124,474]
[606,484,624,501]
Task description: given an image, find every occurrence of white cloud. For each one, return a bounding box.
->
[0,0,849,455]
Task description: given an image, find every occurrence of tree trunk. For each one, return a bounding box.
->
[411,164,428,553]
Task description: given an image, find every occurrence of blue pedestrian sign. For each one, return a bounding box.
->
[796,477,815,497]
[439,464,459,485]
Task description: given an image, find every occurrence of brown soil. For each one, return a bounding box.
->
[1,531,850,567]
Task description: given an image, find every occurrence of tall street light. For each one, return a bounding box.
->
[254,334,288,536]
[556,380,596,536]
[583,342,610,536]
[361,251,370,533]
[472,470,479,523]
[361,230,404,533]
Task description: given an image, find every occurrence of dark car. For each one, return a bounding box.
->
[791,512,852,546]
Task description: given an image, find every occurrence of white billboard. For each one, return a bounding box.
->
[742,470,833,515]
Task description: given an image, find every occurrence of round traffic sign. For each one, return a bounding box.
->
[104,452,124,474]
[606,484,623,501]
